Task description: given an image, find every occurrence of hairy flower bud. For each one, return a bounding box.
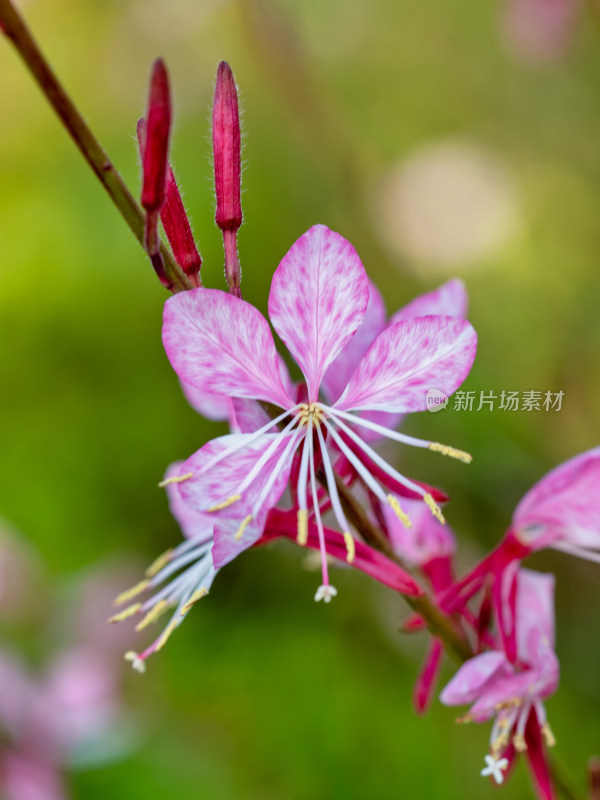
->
[213,61,242,232]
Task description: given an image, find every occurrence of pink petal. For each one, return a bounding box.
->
[211,515,265,568]
[468,670,538,721]
[230,398,271,433]
[513,447,600,549]
[494,559,520,663]
[163,288,292,408]
[384,497,456,566]
[179,433,296,522]
[515,569,556,662]
[321,278,386,403]
[179,379,231,422]
[268,225,369,400]
[439,650,509,707]
[335,316,477,412]
[413,637,444,715]
[262,508,424,597]
[3,752,68,800]
[164,463,214,542]
[390,279,467,324]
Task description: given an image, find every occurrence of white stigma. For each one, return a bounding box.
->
[124,651,146,674]
[480,754,509,784]
[314,584,338,603]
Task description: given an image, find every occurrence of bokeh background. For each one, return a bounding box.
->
[1,0,600,797]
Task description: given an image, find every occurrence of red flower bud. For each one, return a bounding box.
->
[141,58,171,214]
[162,167,202,282]
[212,61,242,233]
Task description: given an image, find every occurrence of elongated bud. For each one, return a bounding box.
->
[213,61,241,231]
[142,58,171,214]
[213,61,242,295]
[162,168,202,283]
[138,119,202,286]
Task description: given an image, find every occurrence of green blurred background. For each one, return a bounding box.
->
[1,0,600,797]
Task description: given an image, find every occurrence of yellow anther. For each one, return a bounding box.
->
[124,651,146,673]
[235,514,253,541]
[206,494,241,512]
[135,599,170,631]
[297,509,309,546]
[158,471,194,488]
[428,442,472,464]
[343,531,355,563]
[456,713,473,724]
[513,733,527,753]
[145,549,174,578]
[155,617,179,652]
[299,402,325,427]
[541,722,556,748]
[387,494,412,529]
[491,732,510,756]
[114,579,150,606]
[109,603,142,623]
[180,587,209,616]
[424,493,445,524]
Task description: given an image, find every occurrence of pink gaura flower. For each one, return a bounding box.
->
[111,463,218,672]
[440,568,558,799]
[161,224,477,600]
[442,446,600,660]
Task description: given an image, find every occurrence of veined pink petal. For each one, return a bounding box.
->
[178,433,296,521]
[335,316,477,413]
[321,279,386,403]
[389,278,468,324]
[179,379,231,422]
[230,398,271,433]
[262,508,424,597]
[439,651,510,707]
[513,447,600,549]
[268,225,369,400]
[163,289,292,408]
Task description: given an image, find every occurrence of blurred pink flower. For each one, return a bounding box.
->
[502,0,581,64]
[442,447,600,659]
[441,569,558,799]
[0,638,128,800]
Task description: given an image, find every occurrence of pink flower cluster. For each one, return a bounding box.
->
[0,539,135,800]
[111,59,600,800]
